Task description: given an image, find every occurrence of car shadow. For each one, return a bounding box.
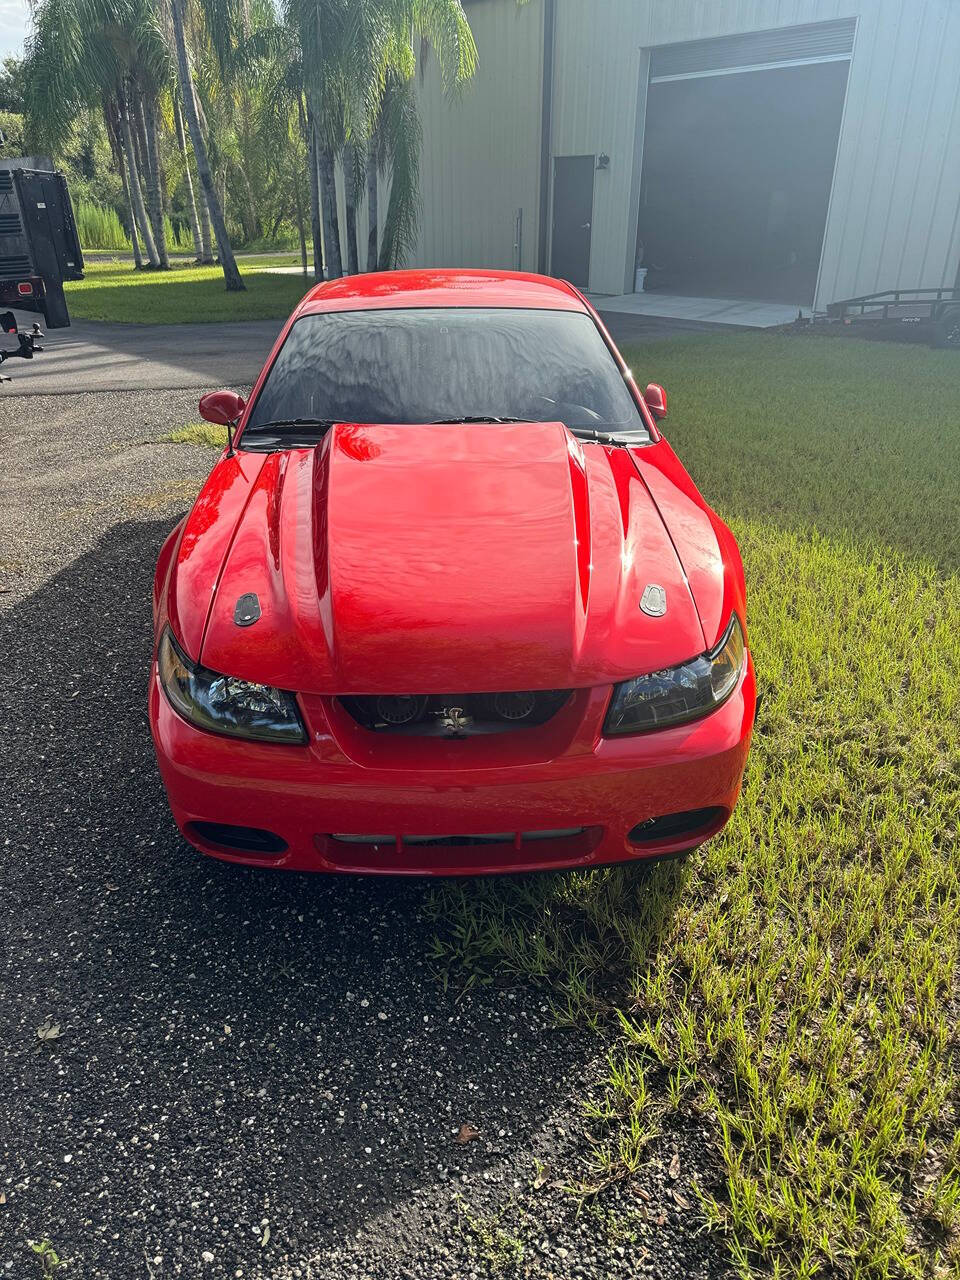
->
[0,516,685,1274]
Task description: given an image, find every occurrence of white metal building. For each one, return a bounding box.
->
[406,0,960,312]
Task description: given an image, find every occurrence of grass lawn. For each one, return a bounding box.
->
[163,421,229,448]
[429,333,960,1277]
[65,259,312,324]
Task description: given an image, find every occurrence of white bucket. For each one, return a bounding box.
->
[634,266,648,293]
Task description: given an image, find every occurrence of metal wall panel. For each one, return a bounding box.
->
[650,18,856,78]
[408,0,544,272]
[411,0,960,310]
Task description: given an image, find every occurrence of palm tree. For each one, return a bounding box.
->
[23,0,167,268]
[361,0,477,270]
[169,0,245,289]
[276,0,476,278]
[372,68,422,269]
[173,88,207,260]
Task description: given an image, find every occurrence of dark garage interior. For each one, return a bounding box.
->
[636,60,850,304]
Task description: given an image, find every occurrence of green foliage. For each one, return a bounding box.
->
[456,1197,526,1273]
[50,110,124,213]
[17,0,493,275]
[0,55,25,113]
[29,1240,65,1276]
[0,110,25,157]
[428,333,960,1278]
[74,199,193,251]
[74,201,130,250]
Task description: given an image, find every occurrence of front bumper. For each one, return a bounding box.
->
[149,657,756,876]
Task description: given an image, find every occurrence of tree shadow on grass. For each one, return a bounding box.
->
[0,516,686,1277]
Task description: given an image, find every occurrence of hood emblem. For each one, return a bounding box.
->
[439,706,473,736]
[639,585,667,617]
[234,592,262,627]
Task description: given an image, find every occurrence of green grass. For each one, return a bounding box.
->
[65,259,311,324]
[163,421,229,448]
[429,333,960,1278]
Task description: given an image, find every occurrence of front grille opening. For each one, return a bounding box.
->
[628,808,725,846]
[330,828,585,848]
[339,690,571,736]
[189,821,288,856]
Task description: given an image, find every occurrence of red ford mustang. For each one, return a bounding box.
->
[150,270,755,876]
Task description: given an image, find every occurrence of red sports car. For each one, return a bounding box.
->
[150,270,755,876]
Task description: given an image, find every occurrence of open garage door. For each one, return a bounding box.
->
[637,21,854,305]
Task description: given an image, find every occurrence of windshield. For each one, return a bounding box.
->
[243,307,649,440]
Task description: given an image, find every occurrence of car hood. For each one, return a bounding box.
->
[187,422,707,694]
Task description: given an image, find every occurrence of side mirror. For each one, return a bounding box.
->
[644,383,667,421]
[199,390,245,425]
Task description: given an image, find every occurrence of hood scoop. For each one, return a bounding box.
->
[198,422,705,694]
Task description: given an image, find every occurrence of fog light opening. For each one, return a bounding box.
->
[628,807,726,847]
[189,822,287,856]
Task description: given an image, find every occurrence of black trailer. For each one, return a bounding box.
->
[0,164,84,329]
[825,287,960,349]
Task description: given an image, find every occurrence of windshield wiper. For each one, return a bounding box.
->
[430,415,534,424]
[246,417,337,433]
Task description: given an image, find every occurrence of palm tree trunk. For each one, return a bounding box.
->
[121,89,159,267]
[170,0,244,290]
[318,144,342,280]
[133,99,154,238]
[366,150,378,272]
[189,85,215,262]
[174,91,203,261]
[303,99,323,282]
[292,164,308,276]
[119,137,144,269]
[343,142,359,275]
[198,182,215,263]
[143,95,170,268]
[236,161,259,244]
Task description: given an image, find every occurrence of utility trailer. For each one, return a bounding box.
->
[825,287,960,349]
[0,163,84,330]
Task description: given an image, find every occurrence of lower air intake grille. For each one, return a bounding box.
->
[331,829,585,848]
[340,690,571,736]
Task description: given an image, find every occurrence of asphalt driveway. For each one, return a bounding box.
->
[1,317,286,395]
[0,351,726,1277]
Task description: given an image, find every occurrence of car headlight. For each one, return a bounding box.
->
[157,627,307,744]
[604,614,746,736]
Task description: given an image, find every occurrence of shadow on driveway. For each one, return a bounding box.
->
[0,516,682,1276]
[1,314,285,397]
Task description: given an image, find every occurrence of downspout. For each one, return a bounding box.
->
[537,0,556,275]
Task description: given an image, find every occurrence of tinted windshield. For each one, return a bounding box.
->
[244,307,648,438]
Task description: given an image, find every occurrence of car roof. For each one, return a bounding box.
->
[296,268,589,317]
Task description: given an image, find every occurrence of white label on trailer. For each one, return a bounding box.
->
[36,202,46,208]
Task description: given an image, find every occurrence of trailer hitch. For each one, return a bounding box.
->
[0,311,44,381]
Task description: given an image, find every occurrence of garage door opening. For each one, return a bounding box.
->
[636,47,850,305]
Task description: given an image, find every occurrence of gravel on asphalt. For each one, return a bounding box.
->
[0,389,729,1279]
